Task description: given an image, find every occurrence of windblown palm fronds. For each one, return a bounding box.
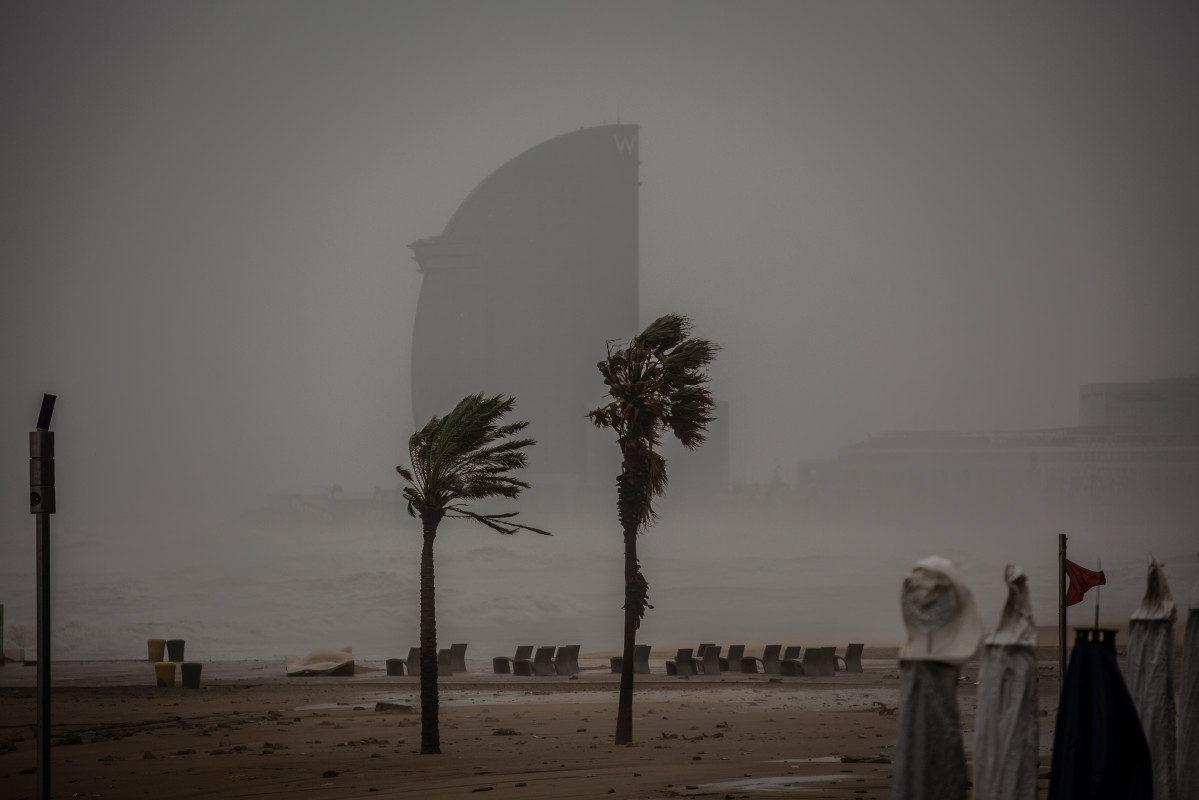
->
[588,313,720,530]
[398,393,551,536]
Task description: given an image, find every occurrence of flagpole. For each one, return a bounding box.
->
[1058,532,1067,683]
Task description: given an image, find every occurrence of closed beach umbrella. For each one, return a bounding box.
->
[1179,574,1198,800]
[893,555,980,800]
[1126,556,1177,800]
[974,564,1038,800]
[1048,632,1152,800]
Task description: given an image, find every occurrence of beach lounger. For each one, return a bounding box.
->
[740,644,782,674]
[405,647,420,675]
[404,646,453,676]
[665,648,697,676]
[779,646,805,676]
[515,646,556,676]
[554,645,580,676]
[836,643,864,672]
[698,645,722,675]
[613,643,654,674]
[532,645,558,676]
[719,645,745,672]
[802,646,835,676]
[634,644,652,674]
[494,645,534,674]
[449,643,468,673]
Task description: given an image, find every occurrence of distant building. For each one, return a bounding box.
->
[793,376,1199,526]
[409,125,641,484]
[1080,375,1199,434]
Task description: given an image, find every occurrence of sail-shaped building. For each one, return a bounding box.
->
[410,124,641,486]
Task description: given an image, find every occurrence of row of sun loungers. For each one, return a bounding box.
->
[390,644,584,677]
[492,645,581,676]
[387,643,470,676]
[659,643,863,676]
[386,642,862,677]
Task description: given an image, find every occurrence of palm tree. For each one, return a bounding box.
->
[397,393,550,755]
[587,314,719,745]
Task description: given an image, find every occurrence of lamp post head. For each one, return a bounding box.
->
[36,394,56,431]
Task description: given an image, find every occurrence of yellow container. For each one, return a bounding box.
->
[154,661,176,687]
[147,638,166,662]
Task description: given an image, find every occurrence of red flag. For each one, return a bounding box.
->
[1065,559,1106,606]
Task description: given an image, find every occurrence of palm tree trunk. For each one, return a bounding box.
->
[615,519,639,745]
[614,457,649,746]
[419,511,443,755]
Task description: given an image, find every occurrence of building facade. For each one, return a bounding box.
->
[792,376,1199,528]
[1080,376,1199,434]
[409,125,641,485]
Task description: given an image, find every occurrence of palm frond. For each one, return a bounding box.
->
[589,314,719,532]
[447,506,553,536]
[396,392,548,537]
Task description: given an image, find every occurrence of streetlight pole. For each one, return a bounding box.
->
[30,393,56,800]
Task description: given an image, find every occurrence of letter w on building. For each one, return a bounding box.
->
[613,134,637,155]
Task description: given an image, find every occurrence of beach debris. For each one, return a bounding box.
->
[284,646,354,677]
[492,728,519,736]
[374,702,414,713]
[322,770,339,778]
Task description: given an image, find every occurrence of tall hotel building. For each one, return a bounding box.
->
[409,125,641,487]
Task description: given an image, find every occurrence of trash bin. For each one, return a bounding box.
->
[180,662,202,688]
[154,661,176,687]
[166,639,185,662]
[147,638,166,662]
[386,658,406,676]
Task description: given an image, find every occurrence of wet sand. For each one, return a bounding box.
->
[0,650,1059,799]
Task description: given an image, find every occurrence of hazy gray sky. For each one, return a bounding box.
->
[4,1,1198,539]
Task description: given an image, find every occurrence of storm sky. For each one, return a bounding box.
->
[4,3,1198,543]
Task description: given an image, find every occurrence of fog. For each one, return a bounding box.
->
[2,3,1197,660]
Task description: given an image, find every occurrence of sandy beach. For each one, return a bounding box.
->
[0,648,1062,799]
